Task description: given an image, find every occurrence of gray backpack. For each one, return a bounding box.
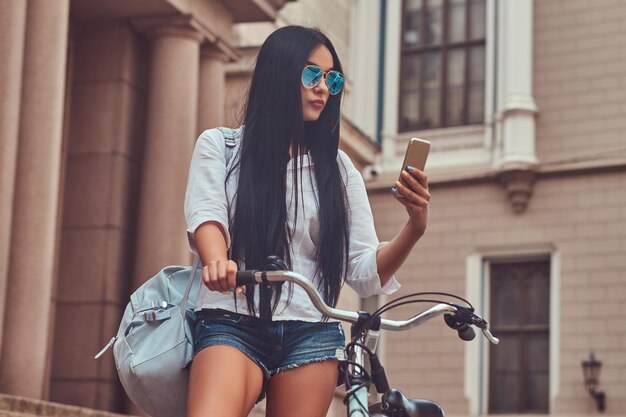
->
[95,127,237,417]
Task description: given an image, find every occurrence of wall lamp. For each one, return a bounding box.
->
[581,352,606,412]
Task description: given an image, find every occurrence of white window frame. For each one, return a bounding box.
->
[464,246,561,415]
[381,0,497,172]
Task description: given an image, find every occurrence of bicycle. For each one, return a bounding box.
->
[236,263,499,417]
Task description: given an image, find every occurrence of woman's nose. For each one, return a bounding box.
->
[313,79,328,95]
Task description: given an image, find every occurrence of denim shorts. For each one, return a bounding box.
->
[193,308,346,403]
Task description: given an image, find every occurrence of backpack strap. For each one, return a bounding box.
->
[216,127,237,166]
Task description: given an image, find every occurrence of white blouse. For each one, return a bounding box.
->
[184,127,400,322]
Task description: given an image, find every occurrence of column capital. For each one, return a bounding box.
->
[133,14,203,42]
[200,44,229,62]
[132,14,239,61]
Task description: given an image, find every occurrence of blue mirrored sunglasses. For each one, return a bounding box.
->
[301,65,345,95]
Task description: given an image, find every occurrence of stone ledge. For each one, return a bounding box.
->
[0,411,43,417]
[0,394,132,417]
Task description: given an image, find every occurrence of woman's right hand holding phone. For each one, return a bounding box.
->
[392,166,430,237]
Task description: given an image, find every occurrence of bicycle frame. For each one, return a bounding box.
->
[347,342,369,416]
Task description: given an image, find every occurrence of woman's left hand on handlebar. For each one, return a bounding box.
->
[392,166,430,235]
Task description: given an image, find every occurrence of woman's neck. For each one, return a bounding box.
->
[289,146,308,158]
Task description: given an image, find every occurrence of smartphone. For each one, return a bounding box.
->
[399,138,430,180]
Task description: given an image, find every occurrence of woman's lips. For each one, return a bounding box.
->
[310,100,325,110]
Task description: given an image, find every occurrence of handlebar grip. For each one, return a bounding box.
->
[444,313,476,341]
[457,324,476,341]
[236,270,259,286]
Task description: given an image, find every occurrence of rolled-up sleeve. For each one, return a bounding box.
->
[340,151,401,297]
[184,129,231,251]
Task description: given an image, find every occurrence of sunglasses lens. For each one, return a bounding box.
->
[302,66,323,89]
[326,71,344,95]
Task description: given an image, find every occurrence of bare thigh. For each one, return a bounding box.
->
[187,345,264,417]
[265,360,339,417]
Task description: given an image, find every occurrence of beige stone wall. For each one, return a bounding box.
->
[370,170,626,415]
[534,0,626,165]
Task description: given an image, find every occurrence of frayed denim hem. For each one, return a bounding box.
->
[271,354,342,377]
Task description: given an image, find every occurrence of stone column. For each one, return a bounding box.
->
[0,0,27,361]
[0,0,70,397]
[496,0,538,213]
[198,46,228,132]
[133,25,202,289]
[498,0,538,167]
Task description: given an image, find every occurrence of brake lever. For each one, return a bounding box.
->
[464,311,499,344]
[482,328,499,344]
[449,304,499,345]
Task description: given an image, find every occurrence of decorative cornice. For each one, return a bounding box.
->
[365,160,626,193]
[131,14,239,62]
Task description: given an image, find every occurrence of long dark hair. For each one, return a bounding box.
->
[228,26,349,314]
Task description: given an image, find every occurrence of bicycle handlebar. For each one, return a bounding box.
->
[236,270,499,344]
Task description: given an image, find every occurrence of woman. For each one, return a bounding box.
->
[184,26,430,417]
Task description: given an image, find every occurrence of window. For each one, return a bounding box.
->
[399,0,486,132]
[489,259,550,413]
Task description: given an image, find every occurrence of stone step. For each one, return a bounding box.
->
[0,411,44,417]
[0,394,132,417]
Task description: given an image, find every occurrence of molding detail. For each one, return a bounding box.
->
[497,166,537,214]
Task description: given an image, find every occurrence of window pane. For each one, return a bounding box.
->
[400,52,422,131]
[424,51,440,88]
[468,45,485,124]
[404,4,422,46]
[402,54,421,90]
[447,49,465,86]
[527,264,550,325]
[406,0,422,9]
[492,268,520,326]
[468,85,484,124]
[526,334,550,412]
[448,0,466,42]
[491,333,520,413]
[401,92,420,131]
[422,89,440,128]
[425,0,443,45]
[446,48,465,125]
[526,333,549,372]
[469,0,486,40]
[421,51,441,128]
[447,87,464,126]
[469,45,484,83]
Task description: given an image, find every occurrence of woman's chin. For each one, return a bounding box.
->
[303,111,322,121]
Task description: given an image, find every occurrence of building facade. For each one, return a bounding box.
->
[1,0,625,416]
[367,0,626,416]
